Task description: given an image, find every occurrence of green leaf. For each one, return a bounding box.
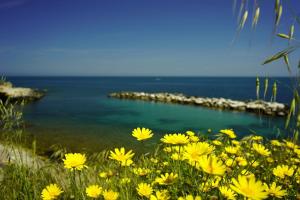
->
[295,131,299,142]
[283,55,291,73]
[272,81,277,102]
[285,98,295,128]
[239,10,248,30]
[264,78,268,99]
[252,7,260,28]
[275,0,280,13]
[275,5,282,26]
[277,33,290,39]
[256,77,260,100]
[289,25,295,40]
[262,47,296,65]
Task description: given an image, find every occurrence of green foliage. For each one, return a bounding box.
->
[0,76,6,85]
[235,0,300,141]
[263,78,268,99]
[262,46,297,66]
[0,100,23,134]
[0,130,299,199]
[252,7,260,29]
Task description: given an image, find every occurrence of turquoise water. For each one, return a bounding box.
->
[8,77,290,152]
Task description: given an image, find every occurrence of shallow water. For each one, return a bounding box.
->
[8,76,291,152]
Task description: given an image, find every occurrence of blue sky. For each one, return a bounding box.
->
[0,0,299,76]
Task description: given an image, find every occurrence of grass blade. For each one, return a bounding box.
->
[256,77,260,100]
[277,33,290,39]
[275,5,282,26]
[239,10,248,30]
[252,7,260,28]
[262,46,296,65]
[264,78,268,99]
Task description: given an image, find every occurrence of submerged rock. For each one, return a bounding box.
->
[0,81,45,102]
[109,91,289,117]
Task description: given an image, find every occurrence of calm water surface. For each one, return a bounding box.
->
[8,77,292,152]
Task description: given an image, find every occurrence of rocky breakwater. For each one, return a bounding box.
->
[108,92,289,117]
[0,81,45,102]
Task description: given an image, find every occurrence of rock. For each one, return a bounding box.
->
[246,102,266,111]
[0,81,45,102]
[194,98,204,105]
[229,102,246,111]
[277,112,286,116]
[108,91,289,117]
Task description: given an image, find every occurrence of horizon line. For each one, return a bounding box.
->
[2,75,295,78]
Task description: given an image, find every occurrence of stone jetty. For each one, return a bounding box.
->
[0,81,45,102]
[109,92,289,117]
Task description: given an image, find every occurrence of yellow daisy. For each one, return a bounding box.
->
[220,152,229,160]
[132,127,153,141]
[189,135,200,142]
[250,160,260,167]
[265,182,287,198]
[196,155,226,176]
[186,131,195,136]
[41,184,63,200]
[271,140,282,147]
[136,183,153,198]
[63,153,87,171]
[219,186,236,200]
[171,152,184,161]
[220,129,236,139]
[199,176,221,192]
[294,148,300,156]
[252,143,271,156]
[231,140,240,145]
[230,175,268,200]
[236,157,247,166]
[251,136,263,141]
[150,190,170,200]
[273,165,294,179]
[155,173,178,185]
[285,140,298,149]
[133,167,151,176]
[161,133,189,145]
[225,158,236,167]
[86,185,102,198]
[109,147,134,166]
[212,140,222,146]
[183,142,215,164]
[225,146,239,155]
[102,189,119,200]
[99,170,114,179]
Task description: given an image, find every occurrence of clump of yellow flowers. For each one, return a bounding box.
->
[40,127,300,199]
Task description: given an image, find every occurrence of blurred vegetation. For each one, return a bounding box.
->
[235,0,300,142]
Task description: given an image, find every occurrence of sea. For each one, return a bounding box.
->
[7,76,294,152]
